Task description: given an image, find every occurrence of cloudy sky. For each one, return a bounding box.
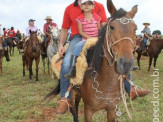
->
[0,0,162,34]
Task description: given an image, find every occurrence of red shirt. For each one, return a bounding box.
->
[62,1,107,37]
[43,23,57,33]
[3,30,8,37]
[8,30,16,38]
[17,30,20,34]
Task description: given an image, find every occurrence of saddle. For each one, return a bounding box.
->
[51,38,98,85]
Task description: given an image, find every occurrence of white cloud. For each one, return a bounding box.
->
[0,0,163,35]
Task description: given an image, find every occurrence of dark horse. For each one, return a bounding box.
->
[4,37,18,56]
[25,31,41,82]
[45,0,138,122]
[136,38,163,71]
[0,37,4,74]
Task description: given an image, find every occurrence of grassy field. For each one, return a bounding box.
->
[0,49,162,122]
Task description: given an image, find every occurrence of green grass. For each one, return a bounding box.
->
[0,50,162,122]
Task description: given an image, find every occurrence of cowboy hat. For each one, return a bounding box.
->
[143,22,150,26]
[44,16,53,21]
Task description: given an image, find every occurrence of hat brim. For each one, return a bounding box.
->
[44,18,53,20]
[143,23,150,25]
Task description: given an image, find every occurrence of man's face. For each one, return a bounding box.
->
[46,19,52,24]
[29,21,34,26]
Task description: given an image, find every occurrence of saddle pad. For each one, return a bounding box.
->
[51,37,98,85]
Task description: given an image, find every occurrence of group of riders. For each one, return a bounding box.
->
[0,0,156,116]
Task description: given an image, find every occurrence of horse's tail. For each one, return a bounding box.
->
[44,80,60,99]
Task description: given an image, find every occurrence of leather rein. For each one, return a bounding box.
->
[103,17,136,66]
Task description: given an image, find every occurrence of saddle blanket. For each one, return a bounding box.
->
[51,37,98,85]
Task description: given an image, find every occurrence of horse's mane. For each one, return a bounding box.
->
[86,8,127,72]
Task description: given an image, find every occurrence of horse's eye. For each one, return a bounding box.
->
[110,26,114,30]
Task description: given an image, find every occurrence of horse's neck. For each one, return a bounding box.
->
[97,57,120,87]
[158,39,163,49]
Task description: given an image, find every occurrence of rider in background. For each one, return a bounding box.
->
[142,22,152,51]
[3,28,8,38]
[42,16,58,54]
[8,27,16,45]
[25,19,42,43]
[0,25,10,61]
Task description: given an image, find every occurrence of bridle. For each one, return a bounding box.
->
[104,17,136,66]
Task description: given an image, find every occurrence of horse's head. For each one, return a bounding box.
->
[106,0,138,75]
[49,26,60,40]
[29,30,39,53]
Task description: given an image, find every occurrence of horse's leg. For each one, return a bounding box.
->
[36,58,40,82]
[42,58,45,75]
[12,45,14,55]
[84,106,95,122]
[137,51,142,70]
[48,59,50,75]
[23,56,25,76]
[153,55,158,69]
[9,46,12,56]
[106,109,116,122]
[148,56,153,72]
[75,94,81,118]
[28,58,32,81]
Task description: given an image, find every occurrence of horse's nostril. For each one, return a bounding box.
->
[117,58,134,75]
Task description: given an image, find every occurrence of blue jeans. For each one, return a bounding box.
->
[60,35,82,99]
[73,40,86,56]
[124,73,133,93]
[142,38,148,50]
[42,36,47,45]
[2,41,7,47]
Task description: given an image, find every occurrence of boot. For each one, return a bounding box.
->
[56,97,72,114]
[64,55,77,78]
[131,66,139,71]
[4,50,10,62]
[129,86,150,100]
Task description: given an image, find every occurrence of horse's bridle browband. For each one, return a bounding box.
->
[104,17,136,66]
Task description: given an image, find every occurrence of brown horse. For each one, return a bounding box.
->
[25,31,41,82]
[0,37,4,74]
[46,0,138,122]
[136,38,163,71]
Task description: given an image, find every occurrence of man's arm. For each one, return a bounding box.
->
[59,28,68,46]
[58,28,68,57]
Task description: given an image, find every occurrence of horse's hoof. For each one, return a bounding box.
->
[36,80,39,82]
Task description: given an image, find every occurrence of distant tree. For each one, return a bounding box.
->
[152,30,162,35]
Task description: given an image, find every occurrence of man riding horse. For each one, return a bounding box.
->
[54,0,150,115]
[0,25,10,61]
[42,16,58,54]
[141,22,153,51]
[24,19,42,49]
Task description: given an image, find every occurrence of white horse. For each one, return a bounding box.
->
[44,26,60,78]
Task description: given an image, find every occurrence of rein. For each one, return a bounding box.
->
[104,17,135,66]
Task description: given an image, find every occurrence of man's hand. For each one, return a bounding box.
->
[59,45,65,58]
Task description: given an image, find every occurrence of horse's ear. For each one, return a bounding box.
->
[29,29,32,34]
[107,0,117,16]
[127,5,138,18]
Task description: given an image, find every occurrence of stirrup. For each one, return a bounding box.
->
[133,85,143,97]
[57,99,70,110]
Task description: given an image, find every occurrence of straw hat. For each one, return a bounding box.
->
[44,16,53,21]
[143,22,150,26]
